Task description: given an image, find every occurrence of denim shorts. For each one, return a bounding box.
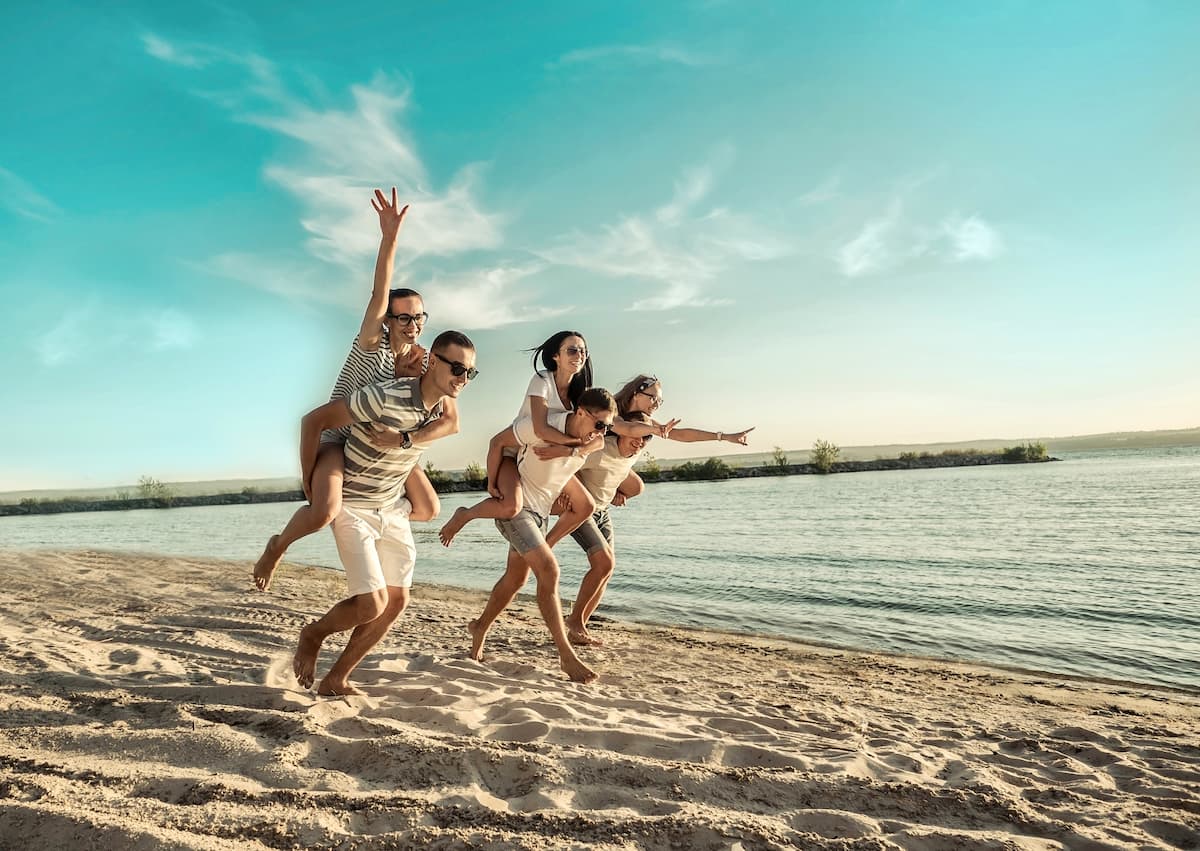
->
[569,508,614,556]
[495,508,549,554]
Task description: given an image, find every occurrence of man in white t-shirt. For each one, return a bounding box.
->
[467,388,618,684]
[290,331,478,696]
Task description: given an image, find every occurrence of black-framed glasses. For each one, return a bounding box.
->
[433,351,478,380]
[387,312,429,326]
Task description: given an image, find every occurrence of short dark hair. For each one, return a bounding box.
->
[577,387,617,416]
[389,287,422,302]
[431,330,475,353]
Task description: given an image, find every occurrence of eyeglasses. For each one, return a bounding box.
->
[563,345,588,358]
[387,312,428,326]
[433,351,478,380]
[636,389,664,409]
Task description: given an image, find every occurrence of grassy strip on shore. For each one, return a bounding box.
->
[0,447,1055,517]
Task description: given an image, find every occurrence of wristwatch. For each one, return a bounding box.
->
[400,432,413,450]
[570,446,579,457]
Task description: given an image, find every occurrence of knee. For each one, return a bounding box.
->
[354,590,388,622]
[498,498,521,519]
[530,555,560,585]
[385,588,410,619]
[592,550,615,578]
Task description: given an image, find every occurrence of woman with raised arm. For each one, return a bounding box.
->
[253,188,458,591]
[437,332,671,547]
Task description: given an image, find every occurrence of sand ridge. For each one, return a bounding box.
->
[0,549,1197,849]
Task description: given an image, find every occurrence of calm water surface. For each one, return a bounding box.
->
[4,447,1197,690]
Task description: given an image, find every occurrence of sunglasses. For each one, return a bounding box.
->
[434,351,479,380]
[563,345,588,358]
[387,312,428,326]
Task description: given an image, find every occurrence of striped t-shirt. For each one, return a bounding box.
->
[323,334,396,444]
[342,377,442,509]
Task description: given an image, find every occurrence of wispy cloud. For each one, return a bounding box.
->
[836,198,1004,278]
[143,33,502,283]
[548,43,718,70]
[420,264,571,330]
[537,152,789,310]
[0,167,61,222]
[797,174,841,206]
[33,303,198,366]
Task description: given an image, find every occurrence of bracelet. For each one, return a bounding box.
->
[716,432,724,442]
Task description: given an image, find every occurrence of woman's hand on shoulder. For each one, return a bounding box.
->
[394,344,426,378]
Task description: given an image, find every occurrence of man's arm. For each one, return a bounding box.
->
[356,188,409,352]
[299,399,355,498]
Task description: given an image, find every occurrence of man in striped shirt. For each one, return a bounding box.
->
[291,330,478,696]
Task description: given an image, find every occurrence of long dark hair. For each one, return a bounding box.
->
[613,374,657,417]
[529,330,592,408]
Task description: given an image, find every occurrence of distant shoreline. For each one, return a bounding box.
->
[0,452,1056,517]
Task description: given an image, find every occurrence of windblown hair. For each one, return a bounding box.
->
[612,374,658,416]
[528,330,592,408]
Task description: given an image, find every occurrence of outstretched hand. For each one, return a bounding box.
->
[725,427,756,445]
[371,187,409,240]
[655,418,681,438]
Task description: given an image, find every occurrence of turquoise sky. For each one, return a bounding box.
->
[2,1,1197,491]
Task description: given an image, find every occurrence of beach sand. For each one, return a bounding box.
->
[0,550,1197,850]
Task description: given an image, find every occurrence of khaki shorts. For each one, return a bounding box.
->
[331,502,416,596]
[570,508,614,556]
[495,508,549,554]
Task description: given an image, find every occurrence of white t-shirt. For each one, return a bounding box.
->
[577,436,641,507]
[516,412,586,517]
[511,371,570,446]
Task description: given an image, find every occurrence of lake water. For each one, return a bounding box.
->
[3,447,1197,690]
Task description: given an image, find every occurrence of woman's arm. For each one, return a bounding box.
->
[356,188,409,352]
[364,396,458,449]
[611,416,680,438]
[529,396,583,445]
[666,426,755,445]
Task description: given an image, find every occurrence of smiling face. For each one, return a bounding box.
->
[427,343,476,399]
[386,293,426,344]
[616,432,647,458]
[626,380,663,415]
[553,334,588,377]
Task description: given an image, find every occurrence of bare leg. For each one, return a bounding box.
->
[566,547,614,645]
[255,444,344,591]
[545,477,594,549]
[403,465,440,522]
[468,549,530,660]
[440,456,522,546]
[319,586,410,695]
[521,545,597,684]
[292,588,388,689]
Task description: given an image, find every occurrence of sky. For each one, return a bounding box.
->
[1,1,1198,491]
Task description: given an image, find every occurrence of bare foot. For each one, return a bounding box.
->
[568,627,603,647]
[438,507,470,547]
[317,679,364,696]
[253,535,283,591]
[561,655,598,684]
[292,623,323,689]
[467,618,488,661]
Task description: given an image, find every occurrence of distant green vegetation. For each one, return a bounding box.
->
[672,457,733,481]
[768,446,790,474]
[810,439,841,474]
[1001,441,1048,462]
[463,462,487,487]
[424,461,453,487]
[638,452,662,481]
[137,476,176,508]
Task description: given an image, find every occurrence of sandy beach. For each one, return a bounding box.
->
[0,549,1196,849]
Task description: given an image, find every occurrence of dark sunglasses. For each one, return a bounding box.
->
[594,418,614,431]
[387,311,428,326]
[564,345,588,358]
[433,351,478,379]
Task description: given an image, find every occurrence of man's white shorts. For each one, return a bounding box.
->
[331,502,416,596]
